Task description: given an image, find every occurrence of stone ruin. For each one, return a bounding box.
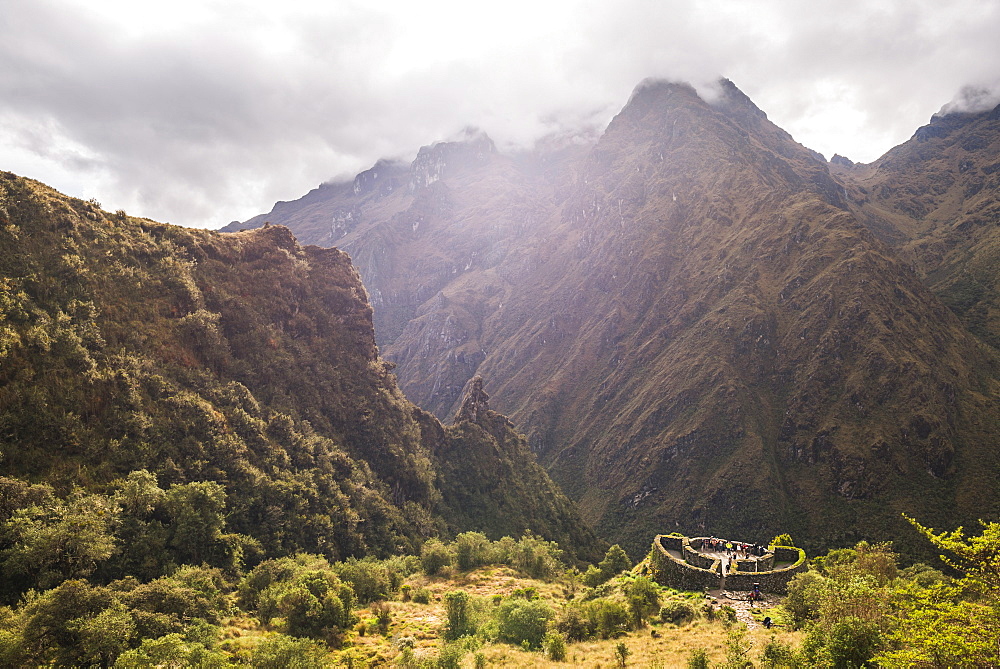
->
[645,534,807,594]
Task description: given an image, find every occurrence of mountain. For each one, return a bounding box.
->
[223,125,591,410]
[228,79,1000,559]
[832,98,1000,350]
[0,170,604,567]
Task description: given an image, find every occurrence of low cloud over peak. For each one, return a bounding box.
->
[1,0,999,228]
[937,83,1000,117]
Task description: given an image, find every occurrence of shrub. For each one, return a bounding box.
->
[421,539,452,576]
[249,633,328,668]
[722,627,752,668]
[624,576,660,628]
[275,575,353,639]
[395,646,417,667]
[601,545,632,576]
[614,641,630,669]
[437,642,466,669]
[853,541,898,585]
[238,555,327,611]
[660,600,696,625]
[123,566,227,633]
[582,564,605,588]
[583,545,632,587]
[770,534,795,548]
[13,579,116,666]
[824,616,881,668]
[490,536,517,564]
[113,633,229,668]
[411,588,431,605]
[453,532,491,571]
[371,601,392,634]
[510,586,537,600]
[242,559,355,640]
[901,563,949,588]
[759,635,801,668]
[687,648,710,669]
[495,599,553,649]
[544,631,567,661]
[593,599,630,639]
[783,571,826,628]
[554,602,594,641]
[443,591,473,640]
[509,533,563,580]
[333,557,393,604]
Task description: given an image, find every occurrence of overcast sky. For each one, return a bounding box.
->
[2,0,999,229]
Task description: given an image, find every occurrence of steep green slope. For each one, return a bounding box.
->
[470,81,1000,557]
[833,102,1000,350]
[0,171,603,569]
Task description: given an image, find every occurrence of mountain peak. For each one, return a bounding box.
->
[707,77,769,121]
[410,128,496,190]
[456,375,490,423]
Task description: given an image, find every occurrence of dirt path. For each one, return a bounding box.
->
[706,589,777,630]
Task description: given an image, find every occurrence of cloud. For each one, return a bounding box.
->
[938,83,1000,116]
[1,0,999,227]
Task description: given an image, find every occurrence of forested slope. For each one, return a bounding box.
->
[0,170,603,595]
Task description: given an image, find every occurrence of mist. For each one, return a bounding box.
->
[1,0,998,228]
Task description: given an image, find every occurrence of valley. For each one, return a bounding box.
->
[228,79,1000,560]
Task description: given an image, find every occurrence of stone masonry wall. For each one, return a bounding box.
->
[726,547,807,594]
[649,535,721,591]
[648,536,807,594]
[683,543,719,570]
[736,555,774,571]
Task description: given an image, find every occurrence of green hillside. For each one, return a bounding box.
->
[0,169,602,588]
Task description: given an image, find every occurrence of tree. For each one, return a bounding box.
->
[443,591,473,640]
[599,545,632,576]
[420,538,452,576]
[583,544,632,587]
[783,571,826,627]
[614,641,630,669]
[71,602,136,666]
[624,576,660,628]
[1,492,118,594]
[495,598,553,649]
[113,633,230,668]
[164,482,226,565]
[905,515,1000,588]
[249,633,328,668]
[875,589,1000,667]
[15,580,115,666]
[453,531,491,571]
[770,533,795,548]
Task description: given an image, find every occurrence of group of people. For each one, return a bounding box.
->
[701,537,767,559]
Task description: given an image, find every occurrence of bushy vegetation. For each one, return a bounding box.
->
[0,172,606,663]
[0,169,602,566]
[0,517,582,665]
[770,517,1000,667]
[3,507,997,666]
[582,544,632,587]
[418,531,565,580]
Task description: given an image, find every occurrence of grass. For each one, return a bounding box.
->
[328,565,804,667]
